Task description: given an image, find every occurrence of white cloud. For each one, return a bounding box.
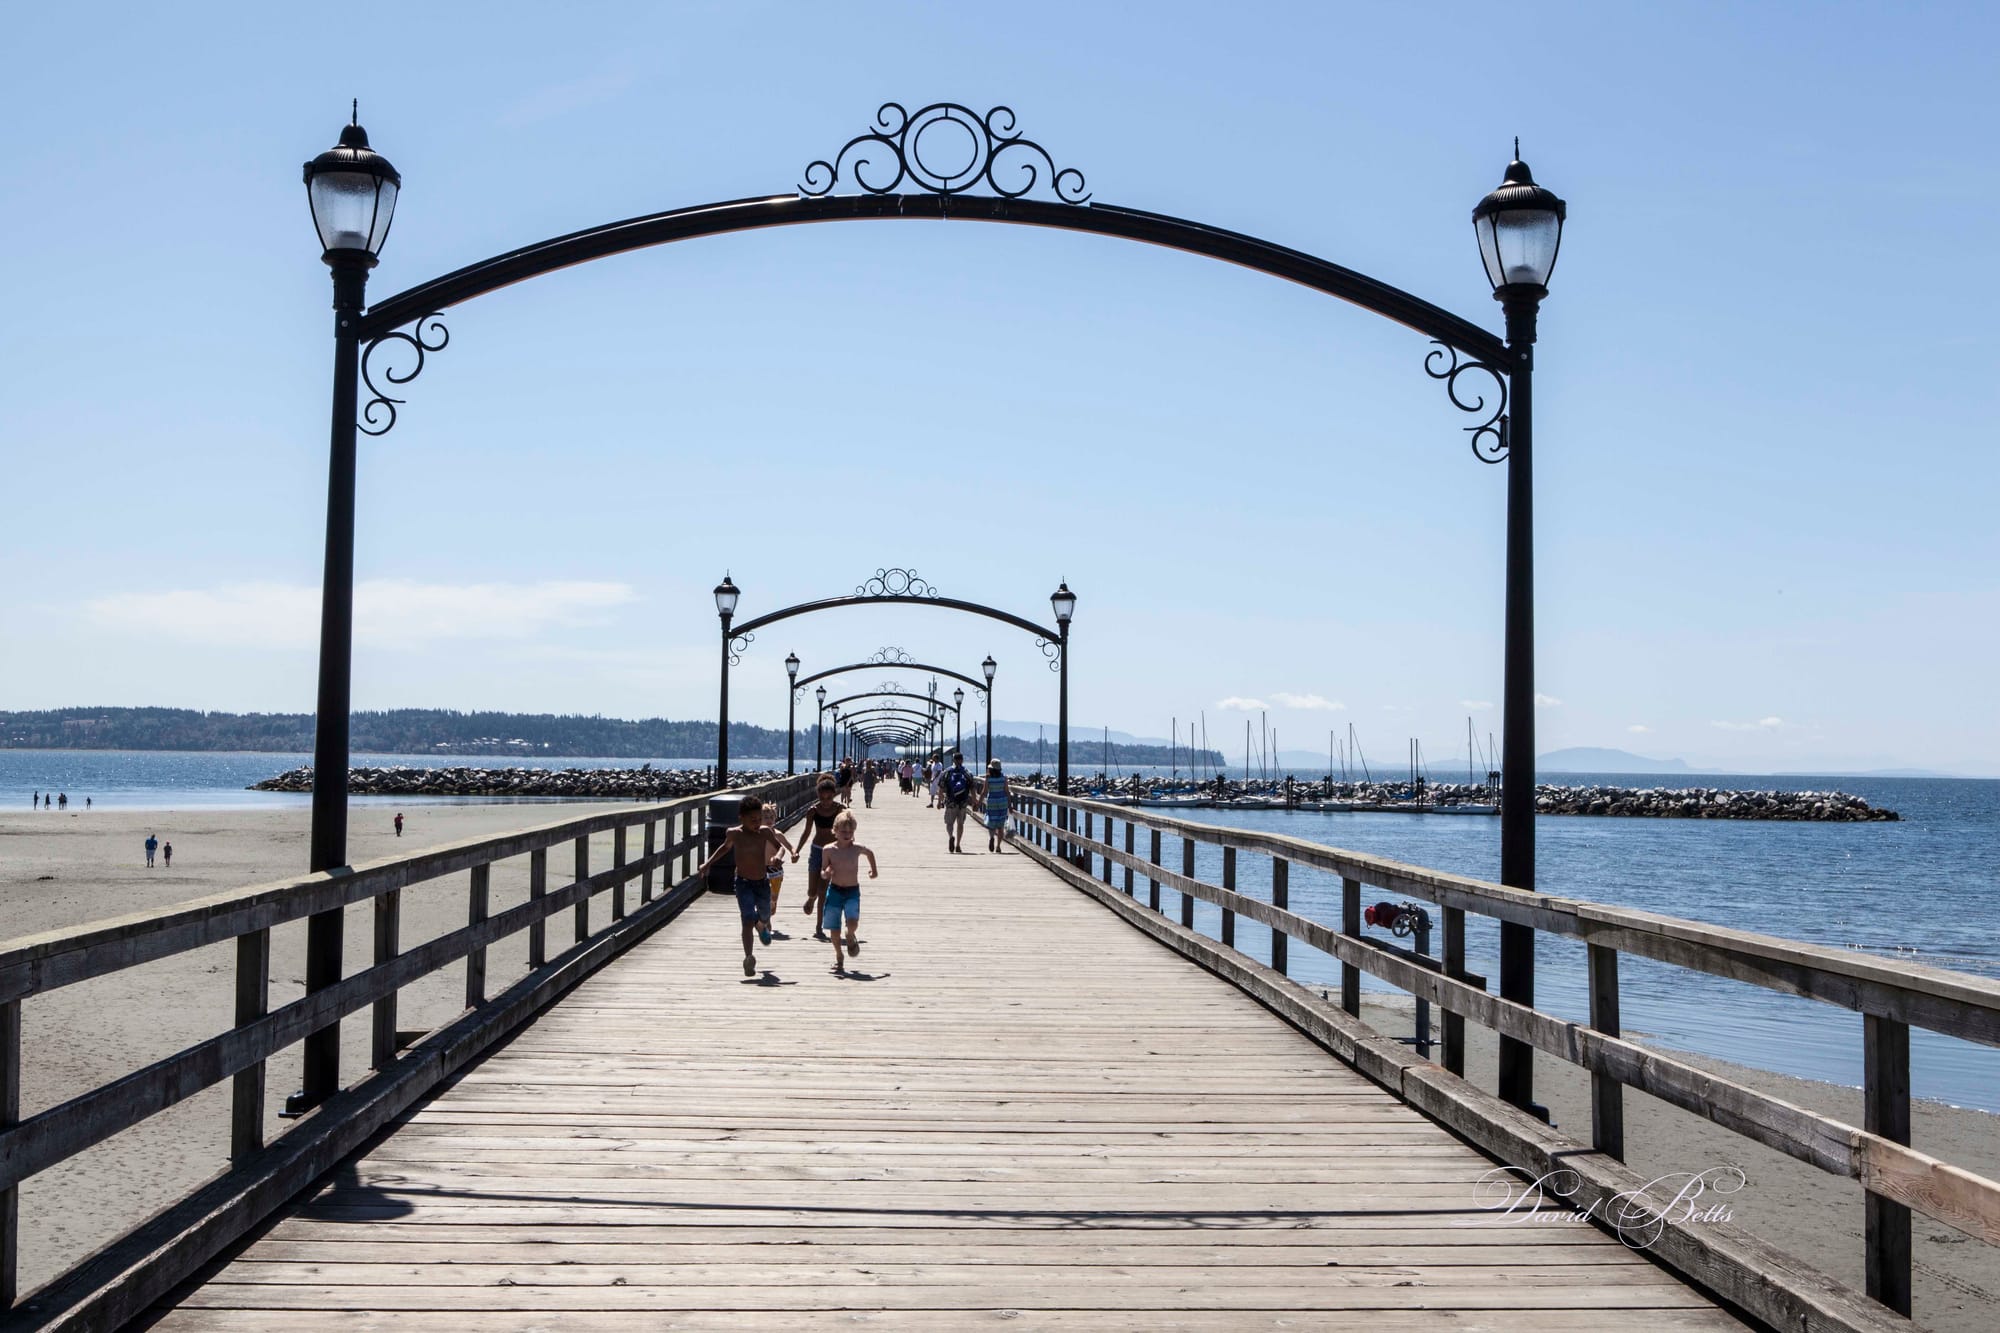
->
[85,579,640,651]
[1460,700,1493,711]
[1535,693,1563,707]
[1628,724,1652,734]
[1711,716,1785,732]
[1216,696,1268,712]
[1270,691,1344,711]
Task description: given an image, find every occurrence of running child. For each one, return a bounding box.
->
[819,810,877,976]
[763,806,790,937]
[696,797,795,976]
[793,777,847,941]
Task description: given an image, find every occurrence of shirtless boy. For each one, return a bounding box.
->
[819,810,878,976]
[696,797,795,976]
[793,778,847,942]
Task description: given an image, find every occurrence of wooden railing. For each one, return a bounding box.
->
[1011,789,1999,1332]
[0,773,815,1332]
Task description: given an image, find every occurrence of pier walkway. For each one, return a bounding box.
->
[142,794,1742,1331]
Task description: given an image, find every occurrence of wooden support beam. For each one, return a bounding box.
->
[1179,837,1195,929]
[1588,942,1624,1160]
[1443,905,1467,1077]
[230,929,269,1163]
[573,835,590,943]
[640,821,655,904]
[368,891,399,1070]
[1147,828,1161,912]
[1,998,18,1310]
[464,865,490,1008]
[1271,856,1289,975]
[611,826,627,920]
[1219,846,1236,949]
[1864,1013,1911,1315]
[1341,876,1362,1017]
[527,849,547,969]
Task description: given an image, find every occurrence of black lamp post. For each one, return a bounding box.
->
[1474,146,1563,1118]
[953,687,964,753]
[982,655,997,765]
[1050,582,1076,795]
[784,652,800,774]
[927,678,938,758]
[815,685,827,771]
[295,105,400,1113]
[830,706,841,766]
[714,575,739,789]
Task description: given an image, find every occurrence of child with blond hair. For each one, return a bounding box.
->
[818,810,877,976]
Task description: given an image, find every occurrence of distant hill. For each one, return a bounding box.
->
[1538,747,1691,774]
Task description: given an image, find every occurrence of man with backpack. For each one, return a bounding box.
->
[941,752,975,854]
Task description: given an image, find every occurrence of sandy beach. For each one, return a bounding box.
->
[1,802,1994,1328]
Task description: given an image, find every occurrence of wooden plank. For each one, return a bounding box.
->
[573,835,590,944]
[0,998,16,1310]
[1270,856,1287,975]
[640,821,655,905]
[1442,905,1466,1077]
[368,891,399,1071]
[1340,876,1360,1016]
[1219,846,1235,948]
[1862,1013,1910,1315]
[611,825,627,921]
[145,1311,1752,1333]
[526,849,546,969]
[464,865,490,1008]
[1587,942,1622,1160]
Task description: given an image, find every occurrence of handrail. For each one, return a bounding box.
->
[1009,788,2000,1325]
[0,773,816,1319]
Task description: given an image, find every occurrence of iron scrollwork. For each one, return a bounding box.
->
[878,680,903,694]
[857,568,938,599]
[867,646,914,664]
[726,629,755,667]
[801,102,1090,204]
[359,313,449,437]
[1034,636,1063,673]
[1424,341,1510,464]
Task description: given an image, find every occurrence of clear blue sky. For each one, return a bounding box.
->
[3,2,1995,774]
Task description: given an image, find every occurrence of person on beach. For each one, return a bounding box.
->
[58,793,68,810]
[162,841,173,868]
[394,811,404,837]
[793,778,846,942]
[695,796,794,977]
[980,759,1011,853]
[144,833,158,868]
[85,797,91,810]
[819,810,877,976]
[941,752,974,854]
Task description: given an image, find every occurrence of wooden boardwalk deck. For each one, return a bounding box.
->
[145,793,1749,1331]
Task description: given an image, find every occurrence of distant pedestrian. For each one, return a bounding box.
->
[144,833,158,868]
[162,841,173,868]
[981,759,1011,853]
[58,793,68,810]
[941,752,973,854]
[861,761,878,808]
[32,791,39,809]
[85,796,91,810]
[394,811,404,838]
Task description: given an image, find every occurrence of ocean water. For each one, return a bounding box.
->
[5,751,1994,1110]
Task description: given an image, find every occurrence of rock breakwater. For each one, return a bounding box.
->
[250,765,784,799]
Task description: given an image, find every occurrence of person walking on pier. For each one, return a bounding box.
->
[980,759,1011,853]
[861,760,878,808]
[818,810,876,976]
[836,757,856,806]
[696,796,794,977]
[793,777,846,942]
[941,752,973,854]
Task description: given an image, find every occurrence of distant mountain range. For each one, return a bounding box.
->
[1537,747,1692,774]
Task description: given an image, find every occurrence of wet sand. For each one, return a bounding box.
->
[1,804,1994,1328]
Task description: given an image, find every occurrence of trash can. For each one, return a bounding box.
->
[705,794,745,894]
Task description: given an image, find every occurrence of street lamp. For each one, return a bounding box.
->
[815,684,827,771]
[981,655,997,765]
[1050,582,1075,796]
[714,575,739,788]
[785,652,801,774]
[954,687,964,753]
[294,105,401,1113]
[1474,145,1563,1119]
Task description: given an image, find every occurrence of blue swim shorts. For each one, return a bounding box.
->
[734,877,772,923]
[822,884,860,930]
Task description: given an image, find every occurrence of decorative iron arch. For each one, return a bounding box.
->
[827,689,959,716]
[795,658,988,702]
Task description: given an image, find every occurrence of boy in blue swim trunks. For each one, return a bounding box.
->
[696,796,795,976]
[819,810,877,976]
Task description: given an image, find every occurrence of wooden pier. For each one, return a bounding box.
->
[2,779,1995,1330]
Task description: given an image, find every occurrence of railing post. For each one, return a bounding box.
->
[1148,828,1162,911]
[612,825,628,921]
[641,819,656,904]
[1587,942,1624,1159]
[1340,877,1361,1016]
[1220,846,1236,948]
[1271,857,1289,974]
[574,834,591,943]
[1122,820,1134,897]
[2,998,20,1308]
[1864,1013,1912,1315]
[370,889,400,1069]
[231,929,270,1163]
[465,864,490,1008]
[1083,811,1094,876]
[1180,837,1196,929]
[1442,907,1467,1077]
[528,848,547,968]
[1100,815,1113,886]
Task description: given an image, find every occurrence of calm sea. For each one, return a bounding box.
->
[4,752,1994,1111]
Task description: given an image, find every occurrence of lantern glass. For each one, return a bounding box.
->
[713,577,739,618]
[982,655,997,684]
[304,118,399,258]
[1476,208,1562,290]
[785,652,800,680]
[1050,582,1077,625]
